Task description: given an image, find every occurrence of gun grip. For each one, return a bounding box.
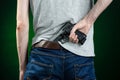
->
[75,30,87,45]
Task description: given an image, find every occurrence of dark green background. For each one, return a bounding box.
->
[0,0,120,80]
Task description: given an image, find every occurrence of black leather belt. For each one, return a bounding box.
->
[33,40,62,49]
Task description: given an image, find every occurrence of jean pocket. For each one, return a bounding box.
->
[24,59,54,80]
[74,62,96,80]
[32,59,53,72]
[31,59,53,68]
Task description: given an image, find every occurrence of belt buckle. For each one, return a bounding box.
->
[33,40,46,48]
[40,40,46,47]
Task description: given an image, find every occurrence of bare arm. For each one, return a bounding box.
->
[16,0,29,79]
[69,0,113,43]
[84,0,113,24]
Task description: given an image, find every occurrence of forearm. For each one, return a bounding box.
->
[82,0,113,24]
[16,0,29,71]
[16,22,29,71]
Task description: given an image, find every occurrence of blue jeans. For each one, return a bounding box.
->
[24,46,96,80]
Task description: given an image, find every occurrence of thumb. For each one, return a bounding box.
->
[70,25,78,34]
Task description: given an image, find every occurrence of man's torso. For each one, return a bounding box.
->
[30,0,95,57]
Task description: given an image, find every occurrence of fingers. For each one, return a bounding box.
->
[70,25,78,34]
[69,24,80,43]
[69,32,79,43]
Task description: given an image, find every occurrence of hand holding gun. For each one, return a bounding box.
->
[51,21,87,45]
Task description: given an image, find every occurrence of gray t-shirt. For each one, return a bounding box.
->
[30,0,95,57]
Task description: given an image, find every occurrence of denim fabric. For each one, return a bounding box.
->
[24,46,96,80]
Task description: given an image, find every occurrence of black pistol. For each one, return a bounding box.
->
[53,21,87,45]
